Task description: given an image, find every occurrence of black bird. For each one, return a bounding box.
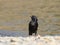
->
[29,15,38,36]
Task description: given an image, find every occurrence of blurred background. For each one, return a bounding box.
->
[0,0,60,36]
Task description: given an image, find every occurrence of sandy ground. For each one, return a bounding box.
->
[0,35,60,45]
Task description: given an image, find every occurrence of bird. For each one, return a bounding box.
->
[29,15,38,36]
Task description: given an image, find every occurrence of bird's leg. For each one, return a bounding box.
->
[29,32,32,36]
[35,31,37,36]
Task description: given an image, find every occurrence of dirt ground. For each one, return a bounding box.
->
[0,0,60,35]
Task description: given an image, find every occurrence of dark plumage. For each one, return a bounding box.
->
[29,15,38,36]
